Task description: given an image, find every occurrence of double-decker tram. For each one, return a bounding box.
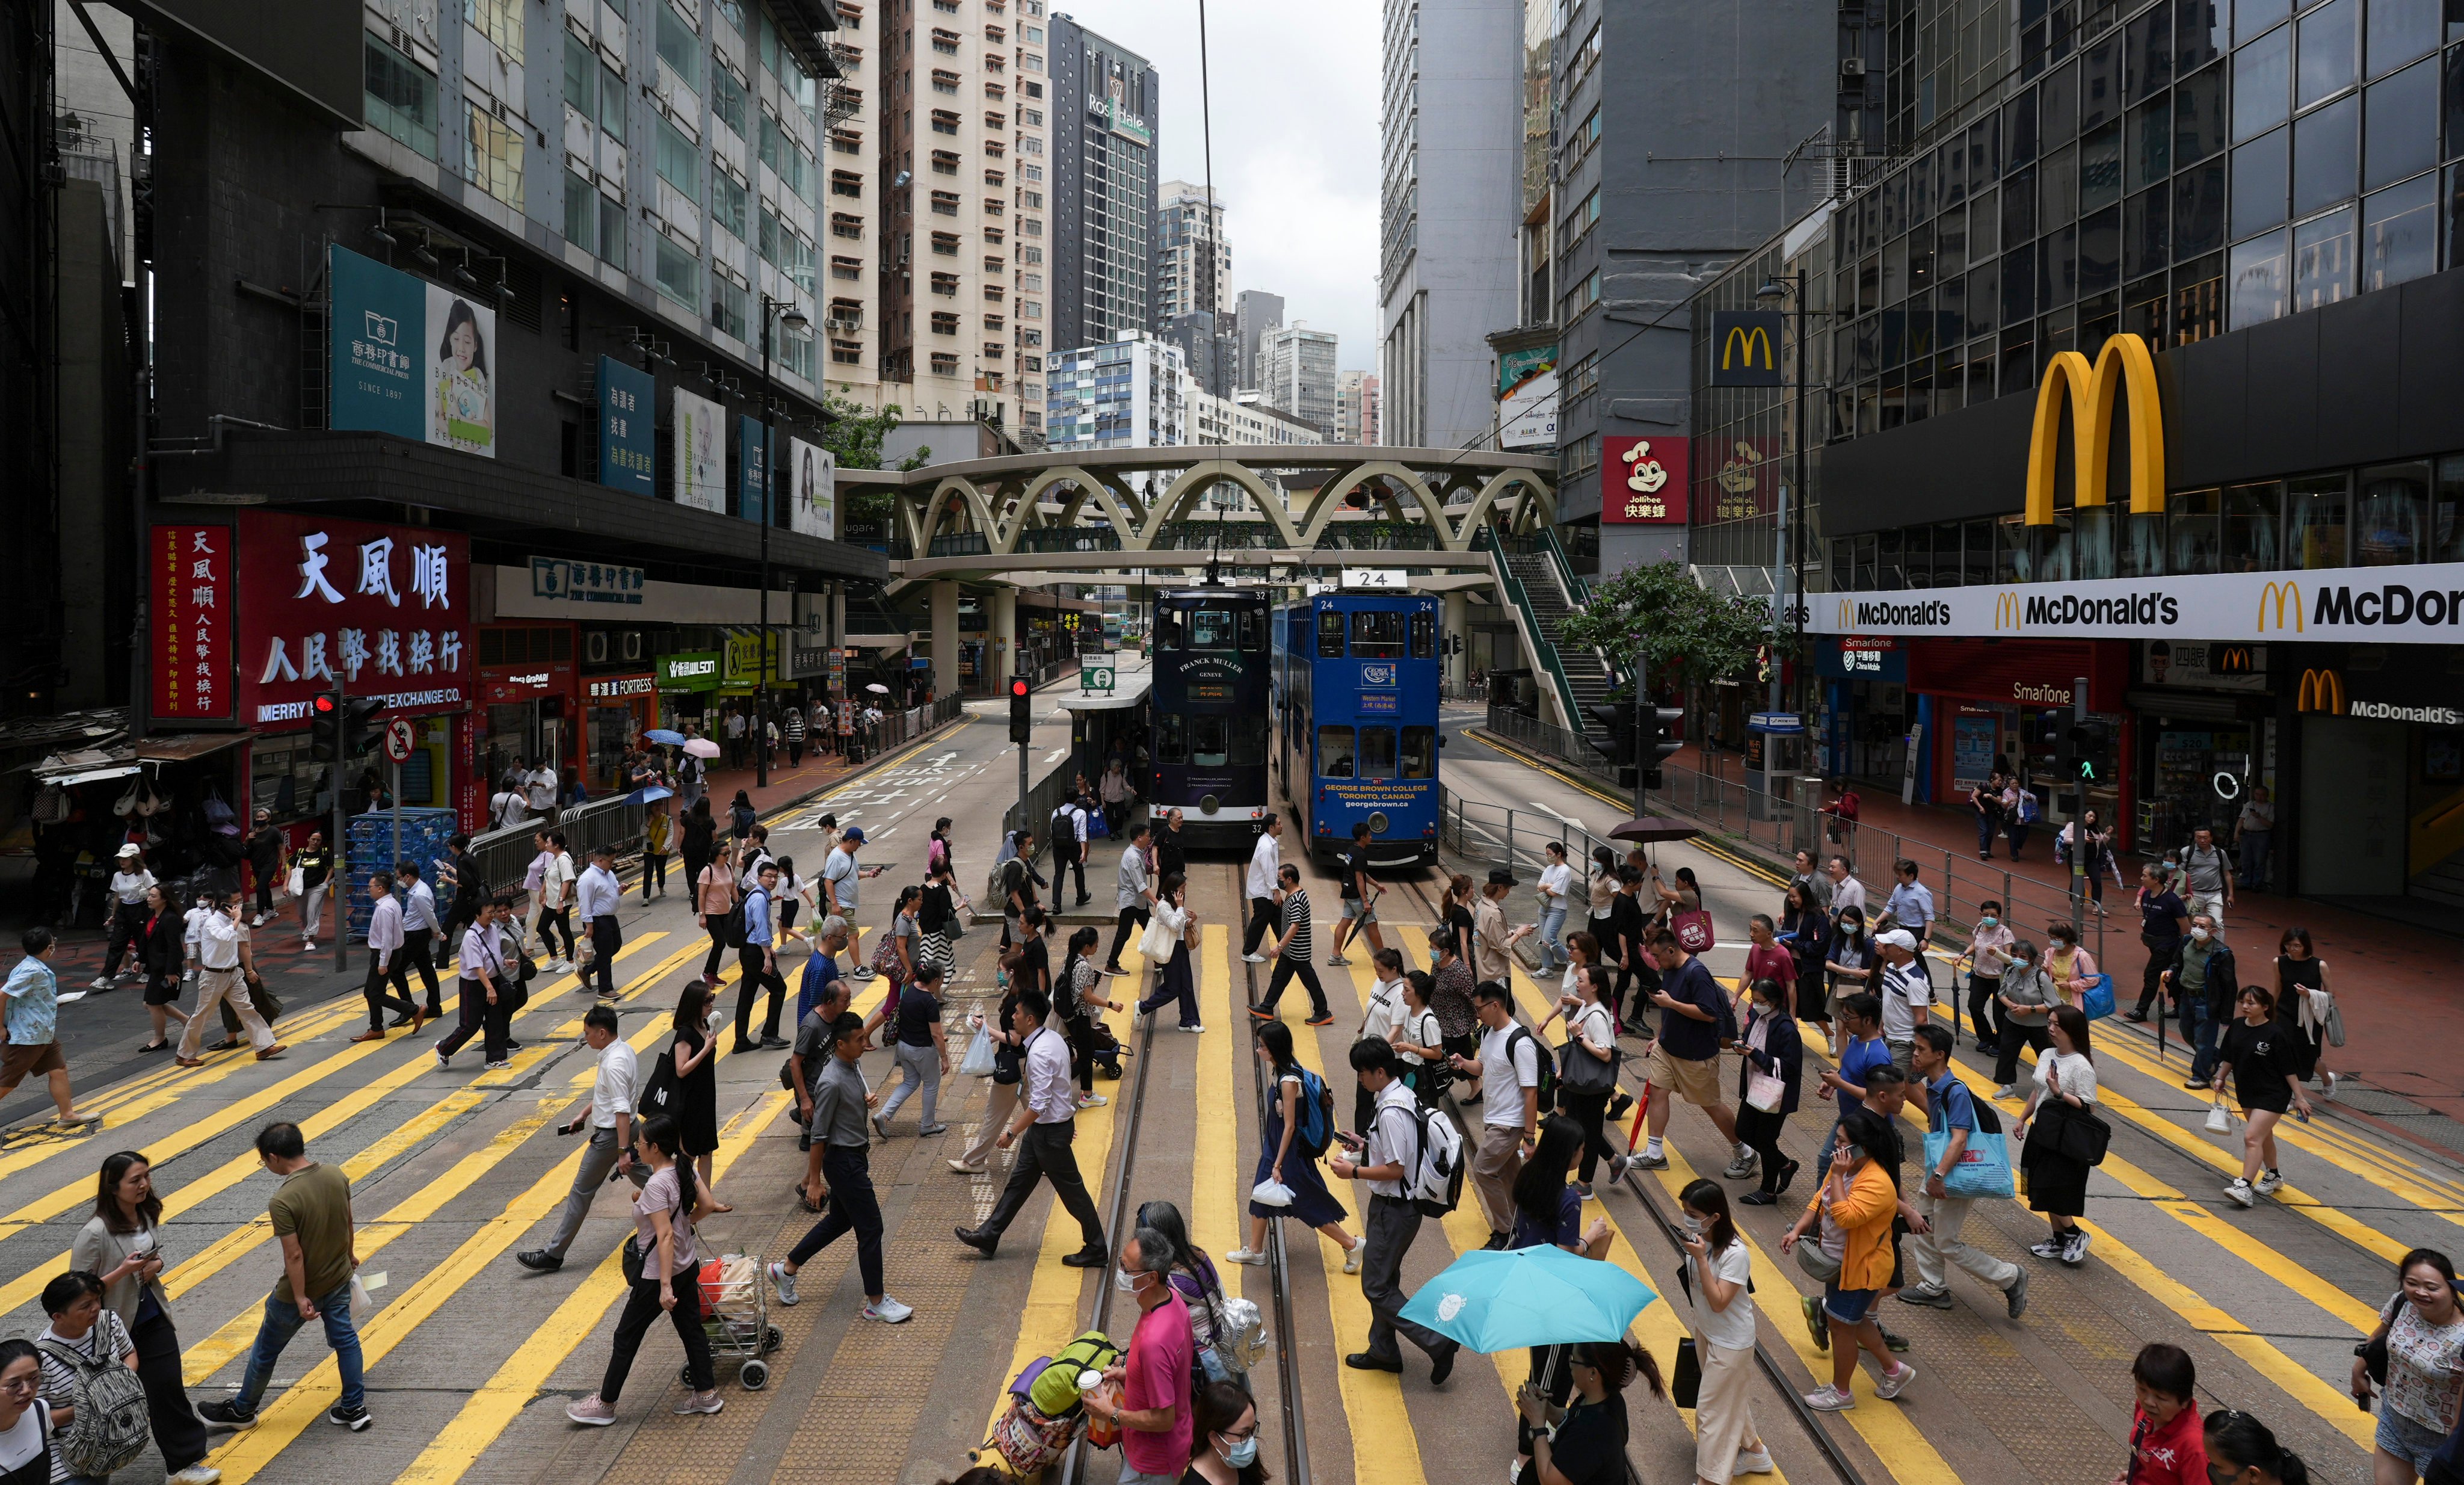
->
[1274,591,1441,867]
[1148,585,1273,848]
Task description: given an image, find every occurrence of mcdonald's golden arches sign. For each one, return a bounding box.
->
[1710,311,1784,388]
[2025,332,2165,526]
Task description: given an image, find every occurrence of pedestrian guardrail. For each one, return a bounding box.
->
[464,795,645,902]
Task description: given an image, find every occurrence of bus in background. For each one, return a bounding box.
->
[1275,591,1441,867]
[1149,587,1272,848]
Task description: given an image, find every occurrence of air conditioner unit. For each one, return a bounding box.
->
[585,631,610,663]
[1840,57,1868,78]
[620,631,642,661]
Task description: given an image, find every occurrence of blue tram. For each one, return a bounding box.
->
[1274,591,1442,867]
[1148,586,1274,848]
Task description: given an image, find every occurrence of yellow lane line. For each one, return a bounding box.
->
[385,1092,793,1485]
[974,948,1142,1448]
[1263,984,1432,1485]
[1192,925,1243,1301]
[0,934,682,1320]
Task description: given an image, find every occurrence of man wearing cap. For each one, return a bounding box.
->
[1873,928,1935,1084]
[246,810,288,927]
[1471,869,1530,985]
[822,825,873,974]
[97,844,158,987]
[576,843,624,1000]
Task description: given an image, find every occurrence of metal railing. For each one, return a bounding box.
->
[1485,703,1621,789]
[464,795,646,902]
[1474,528,1586,734]
[845,693,966,761]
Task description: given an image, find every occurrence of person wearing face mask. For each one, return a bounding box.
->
[1991,940,2057,1099]
[1083,1227,1193,1485]
[1959,900,2014,1058]
[2160,914,2239,1091]
[2041,923,2099,1016]
[2204,1409,2311,1485]
[2127,865,2189,1023]
[1184,1380,1265,1485]
[1822,909,1874,1060]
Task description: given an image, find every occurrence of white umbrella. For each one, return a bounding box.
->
[864,682,890,694]
[683,738,721,758]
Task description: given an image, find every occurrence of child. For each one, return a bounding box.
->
[2118,1343,2208,1485]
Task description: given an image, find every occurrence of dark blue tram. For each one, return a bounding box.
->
[1274,591,1441,867]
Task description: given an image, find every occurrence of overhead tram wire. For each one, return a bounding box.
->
[1390,872,1870,1485]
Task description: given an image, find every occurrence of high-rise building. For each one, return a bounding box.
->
[1160,311,1237,398]
[1012,0,1056,445]
[1049,16,1159,354]
[878,0,1034,430]
[1337,370,1381,445]
[1156,179,1230,322]
[1377,0,1518,449]
[818,0,881,403]
[1260,321,1338,434]
[1044,333,1186,451]
[1232,288,1283,390]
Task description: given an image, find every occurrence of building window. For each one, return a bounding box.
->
[655,235,700,308]
[931,149,961,175]
[563,168,596,252]
[831,169,863,197]
[831,338,863,365]
[1024,52,1043,72]
[365,32,439,160]
[931,27,960,54]
[1023,189,1043,209]
[468,0,521,57]
[931,271,960,295]
[831,128,861,154]
[984,197,1005,215]
[656,116,700,196]
[931,352,961,374]
[984,315,1005,332]
[830,212,863,239]
[711,276,749,339]
[932,69,961,94]
[932,310,960,333]
[984,111,1006,131]
[830,254,863,280]
[656,1,701,91]
[465,102,524,208]
[1021,107,1042,126]
[930,190,961,215]
[984,168,1006,187]
[711,65,750,137]
[713,170,750,238]
[984,282,1005,300]
[931,232,960,254]
[1022,80,1042,99]
[828,297,864,331]
[599,193,627,271]
[931,110,961,135]
[985,81,1007,99]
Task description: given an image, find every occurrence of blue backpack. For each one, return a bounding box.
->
[1292,1067,1336,1156]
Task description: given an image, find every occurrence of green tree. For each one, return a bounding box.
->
[818,388,930,472]
[1555,560,1779,696]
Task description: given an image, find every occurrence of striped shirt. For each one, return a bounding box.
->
[37,1312,132,1484]
[1279,889,1313,961]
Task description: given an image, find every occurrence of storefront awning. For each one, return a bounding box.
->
[42,763,141,787]
[135,732,256,763]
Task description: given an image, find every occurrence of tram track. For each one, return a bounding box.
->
[1237,860,1316,1485]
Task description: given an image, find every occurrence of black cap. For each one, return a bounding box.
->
[1487,867,1517,887]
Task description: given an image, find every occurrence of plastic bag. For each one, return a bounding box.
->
[961,1021,999,1078]
[2204,1099,2233,1134]
[1249,1179,1294,1208]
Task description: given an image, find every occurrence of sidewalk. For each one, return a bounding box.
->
[1674,742,2464,1126]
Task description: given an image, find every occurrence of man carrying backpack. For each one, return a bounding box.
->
[1329,1039,1461,1383]
[1450,981,1540,1249]
[1631,928,1748,1176]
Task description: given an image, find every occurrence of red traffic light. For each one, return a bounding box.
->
[311,693,337,716]
[1010,678,1030,698]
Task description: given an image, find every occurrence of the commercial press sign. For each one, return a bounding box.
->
[1813,567,2464,641]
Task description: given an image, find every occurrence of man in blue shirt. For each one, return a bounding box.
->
[796,915,849,1025]
[733,863,790,1054]
[1632,929,1745,1175]
[0,928,89,1124]
[1901,1024,2027,1318]
[1883,860,1935,948]
[1818,991,1893,1173]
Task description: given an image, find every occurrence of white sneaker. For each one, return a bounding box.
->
[90,976,111,989]
[1733,1447,1776,1475]
[170,1466,223,1485]
[1343,1244,1363,1274]
[1180,1023,1206,1034]
[2224,1178,2256,1208]
[302,941,316,953]
[947,1158,987,1175]
[1078,1092,1108,1108]
[863,1295,914,1323]
[1243,952,1267,963]
[250,913,266,928]
[1993,1085,2020,1100]
[768,1261,798,1306]
[1224,1246,1267,1266]
[2253,1169,2284,1196]
[2062,1229,2093,1265]
[2321,1072,2338,1101]
[1802,1385,1856,1412]
[1874,1361,1917,1400]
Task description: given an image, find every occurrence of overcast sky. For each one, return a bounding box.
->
[1050,2,1382,372]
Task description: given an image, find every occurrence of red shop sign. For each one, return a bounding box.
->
[235,511,473,727]
[481,662,578,705]
[1600,436,1690,523]
[153,524,235,724]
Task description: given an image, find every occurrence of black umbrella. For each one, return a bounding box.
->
[1607,817,1701,844]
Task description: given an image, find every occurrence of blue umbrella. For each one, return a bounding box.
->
[629,786,674,804]
[644,729,688,746]
[1397,1244,1657,1353]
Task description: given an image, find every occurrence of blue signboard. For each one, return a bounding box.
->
[597,356,656,495]
[328,245,427,442]
[739,415,771,522]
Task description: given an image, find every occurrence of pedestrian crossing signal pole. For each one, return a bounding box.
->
[2068,675,2089,927]
[1011,674,1032,845]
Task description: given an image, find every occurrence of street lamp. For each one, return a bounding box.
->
[756,292,814,788]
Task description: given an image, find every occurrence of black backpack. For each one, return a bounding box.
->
[1506,1025,1560,1117]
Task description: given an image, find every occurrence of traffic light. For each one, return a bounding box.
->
[309,691,342,762]
[1642,703,1684,790]
[342,696,385,759]
[1009,675,1032,743]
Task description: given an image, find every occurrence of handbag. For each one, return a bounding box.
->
[1670,1337,1702,1410]
[2040,1097,2112,1166]
[621,1233,648,1287]
[1138,913,1174,961]
[2080,974,2117,1021]
[639,1043,681,1117]
[1746,1067,1787,1113]
[1671,907,1714,955]
[961,1021,999,1078]
[286,865,305,897]
[1922,1084,2015,1199]
[1558,1006,1616,1096]
[870,926,907,985]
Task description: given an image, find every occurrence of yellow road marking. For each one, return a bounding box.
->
[384,1092,792,1485]
[1193,925,1243,1301]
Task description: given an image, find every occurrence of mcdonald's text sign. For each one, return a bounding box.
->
[1808,561,2464,642]
[1710,312,1784,387]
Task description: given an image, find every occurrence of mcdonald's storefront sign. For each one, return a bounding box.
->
[2025,332,2165,527]
[1810,562,2464,643]
[1709,311,1784,388]
[2296,668,2344,714]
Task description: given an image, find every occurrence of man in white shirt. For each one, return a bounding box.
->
[576,844,623,999]
[97,843,158,986]
[1352,948,1411,1133]
[517,1005,638,1271]
[523,759,558,820]
[1104,821,1155,977]
[1449,981,1539,1247]
[1240,815,1284,963]
[1825,855,1868,928]
[176,898,281,1064]
[1328,1039,1460,1382]
[954,988,1107,1266]
[1874,928,1933,1080]
[396,860,445,1019]
[353,872,423,1042]
[725,709,749,769]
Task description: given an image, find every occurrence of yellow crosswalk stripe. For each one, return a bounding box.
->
[382,1091,792,1485]
[1192,925,1245,1301]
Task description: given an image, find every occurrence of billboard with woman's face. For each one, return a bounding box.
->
[788,436,836,540]
[325,245,496,460]
[428,285,495,458]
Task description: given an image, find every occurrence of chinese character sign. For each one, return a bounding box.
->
[153,525,233,723]
[789,436,837,540]
[739,415,770,523]
[327,245,497,460]
[597,355,657,495]
[674,389,725,513]
[235,510,473,725]
[1600,436,1690,524]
